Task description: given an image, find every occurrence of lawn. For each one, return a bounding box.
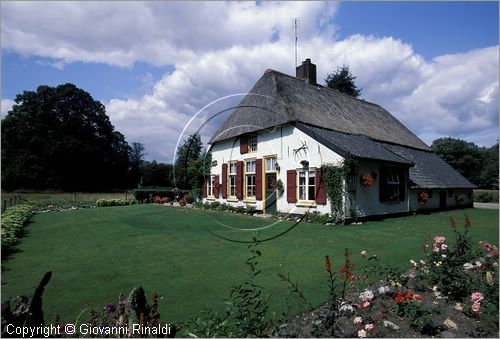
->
[1,205,498,326]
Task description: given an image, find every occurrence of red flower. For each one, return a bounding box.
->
[394,295,405,303]
[325,255,332,273]
[405,292,413,300]
[414,295,424,301]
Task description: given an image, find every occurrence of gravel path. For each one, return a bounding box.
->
[474,202,499,209]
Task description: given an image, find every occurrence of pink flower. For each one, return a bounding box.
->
[480,241,493,251]
[472,302,481,313]
[471,292,484,303]
[434,236,446,244]
[365,323,374,331]
[358,329,367,338]
[353,316,362,325]
[359,301,370,309]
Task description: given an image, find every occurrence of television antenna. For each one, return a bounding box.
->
[292,17,300,68]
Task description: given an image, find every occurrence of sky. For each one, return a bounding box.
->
[1,1,499,163]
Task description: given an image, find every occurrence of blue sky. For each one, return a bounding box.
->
[1,1,498,162]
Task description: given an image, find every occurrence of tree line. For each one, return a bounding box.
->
[2,82,497,193]
[1,83,207,192]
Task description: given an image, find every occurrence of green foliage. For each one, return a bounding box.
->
[133,188,187,202]
[187,241,274,337]
[95,199,138,207]
[303,211,337,224]
[1,84,131,191]
[474,190,499,203]
[140,161,174,188]
[128,142,145,188]
[431,138,499,189]
[324,65,362,98]
[323,158,357,222]
[1,203,34,247]
[174,133,211,190]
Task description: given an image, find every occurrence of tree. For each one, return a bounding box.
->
[325,65,362,98]
[140,161,173,187]
[129,142,145,188]
[431,137,499,189]
[174,133,209,190]
[1,83,131,191]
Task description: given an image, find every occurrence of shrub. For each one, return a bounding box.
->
[474,190,499,203]
[1,203,34,247]
[95,199,138,207]
[133,188,188,202]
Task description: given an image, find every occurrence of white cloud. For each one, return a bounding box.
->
[1,1,498,162]
[1,99,15,118]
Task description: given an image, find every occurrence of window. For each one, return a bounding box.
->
[248,134,258,152]
[298,169,315,201]
[207,175,215,197]
[245,160,256,198]
[229,162,237,197]
[265,156,277,172]
[380,167,405,202]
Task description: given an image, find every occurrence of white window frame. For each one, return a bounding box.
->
[265,156,277,172]
[248,135,258,153]
[298,169,316,201]
[207,175,215,197]
[245,159,256,199]
[386,170,400,201]
[228,162,237,197]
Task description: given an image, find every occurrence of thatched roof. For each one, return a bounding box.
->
[209,69,430,151]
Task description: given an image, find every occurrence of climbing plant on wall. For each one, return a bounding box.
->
[323,158,358,222]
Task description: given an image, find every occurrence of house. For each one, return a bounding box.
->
[202,59,475,221]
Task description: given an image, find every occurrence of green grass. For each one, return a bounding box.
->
[1,205,498,325]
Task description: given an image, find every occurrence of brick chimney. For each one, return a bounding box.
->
[296,58,317,85]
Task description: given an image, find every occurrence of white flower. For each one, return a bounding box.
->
[435,261,442,267]
[441,244,448,251]
[359,290,375,301]
[377,286,390,295]
[441,254,447,259]
[410,259,417,266]
[475,261,482,267]
[358,329,367,338]
[463,263,474,270]
[353,316,362,324]
[432,286,439,291]
[339,302,354,314]
[420,259,426,265]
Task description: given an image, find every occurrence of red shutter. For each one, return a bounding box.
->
[201,177,207,198]
[255,159,263,200]
[315,167,326,204]
[221,163,228,199]
[287,170,297,203]
[240,135,248,154]
[214,175,220,198]
[236,161,243,200]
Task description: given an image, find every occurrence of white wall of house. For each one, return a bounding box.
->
[206,123,344,215]
[350,160,409,218]
[409,188,473,211]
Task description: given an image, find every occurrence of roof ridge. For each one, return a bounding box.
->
[264,68,383,108]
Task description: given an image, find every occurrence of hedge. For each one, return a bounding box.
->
[1,204,34,247]
[95,199,139,207]
[133,188,189,202]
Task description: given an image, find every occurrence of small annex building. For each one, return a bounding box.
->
[202,59,475,220]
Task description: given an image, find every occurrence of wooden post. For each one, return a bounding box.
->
[125,191,128,201]
[9,198,13,207]
[74,193,77,203]
[2,200,6,212]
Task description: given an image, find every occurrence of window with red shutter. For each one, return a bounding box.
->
[315,167,326,204]
[255,159,262,200]
[236,161,243,200]
[287,170,297,203]
[214,175,220,198]
[221,163,228,199]
[201,177,207,198]
[240,135,248,154]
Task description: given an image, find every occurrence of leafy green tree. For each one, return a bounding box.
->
[174,133,210,189]
[325,65,362,98]
[1,83,131,191]
[431,137,499,189]
[129,142,145,188]
[140,161,173,187]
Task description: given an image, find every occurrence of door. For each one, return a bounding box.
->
[439,190,447,209]
[265,173,277,214]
